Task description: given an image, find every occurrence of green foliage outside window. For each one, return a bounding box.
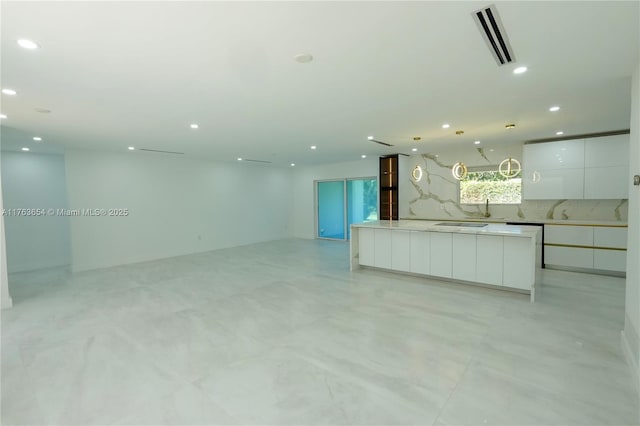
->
[460,170,521,204]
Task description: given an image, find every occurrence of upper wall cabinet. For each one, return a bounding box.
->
[583,134,629,199]
[523,134,629,200]
[522,139,585,200]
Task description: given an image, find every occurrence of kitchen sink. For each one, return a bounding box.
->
[435,222,488,227]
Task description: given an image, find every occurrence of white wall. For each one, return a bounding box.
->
[1,169,12,309]
[624,59,640,387]
[1,152,72,273]
[292,158,378,239]
[65,149,293,271]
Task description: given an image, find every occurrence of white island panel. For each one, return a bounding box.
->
[410,231,430,275]
[477,235,503,286]
[452,233,476,282]
[430,232,453,278]
[391,230,412,272]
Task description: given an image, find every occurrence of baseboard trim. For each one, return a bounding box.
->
[621,329,640,395]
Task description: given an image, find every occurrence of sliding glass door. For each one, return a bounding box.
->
[316,177,377,240]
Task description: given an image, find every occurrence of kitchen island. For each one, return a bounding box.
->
[350,220,543,302]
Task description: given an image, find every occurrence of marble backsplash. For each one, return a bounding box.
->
[405,145,628,222]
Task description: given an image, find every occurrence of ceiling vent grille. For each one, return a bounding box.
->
[243,158,272,163]
[369,138,394,147]
[472,4,515,66]
[138,148,185,155]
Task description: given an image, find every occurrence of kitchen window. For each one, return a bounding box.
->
[459,166,521,204]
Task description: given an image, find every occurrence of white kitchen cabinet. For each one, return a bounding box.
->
[452,233,476,281]
[545,246,594,269]
[545,225,593,246]
[584,166,628,199]
[430,232,452,278]
[522,168,584,200]
[584,134,629,167]
[391,230,411,272]
[358,228,375,266]
[523,134,630,200]
[523,139,585,170]
[374,229,392,269]
[503,237,535,290]
[410,231,430,275]
[543,224,627,273]
[594,249,626,272]
[476,235,503,286]
[594,227,627,248]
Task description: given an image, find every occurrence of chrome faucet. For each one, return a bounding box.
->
[484,199,491,218]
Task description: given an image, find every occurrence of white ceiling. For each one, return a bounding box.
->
[1,1,638,166]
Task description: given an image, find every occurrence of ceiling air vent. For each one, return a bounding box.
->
[242,158,272,163]
[138,148,185,155]
[369,138,394,147]
[472,4,515,66]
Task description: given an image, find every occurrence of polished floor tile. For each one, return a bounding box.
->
[2,239,638,425]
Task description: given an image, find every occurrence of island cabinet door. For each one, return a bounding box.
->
[374,229,392,269]
[358,228,375,266]
[452,234,477,282]
[430,232,453,278]
[476,235,503,286]
[391,230,412,272]
[410,231,430,275]
[503,237,534,290]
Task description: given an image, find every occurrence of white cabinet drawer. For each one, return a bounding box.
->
[545,225,593,245]
[391,230,411,272]
[584,166,628,199]
[593,227,627,249]
[545,246,593,268]
[594,249,626,272]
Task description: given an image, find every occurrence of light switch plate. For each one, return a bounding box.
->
[634,175,640,186]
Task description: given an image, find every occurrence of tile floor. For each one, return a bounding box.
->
[1,239,638,425]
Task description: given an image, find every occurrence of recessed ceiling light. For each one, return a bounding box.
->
[33,136,42,141]
[17,39,39,49]
[21,147,30,152]
[0,114,6,119]
[411,148,417,152]
[513,66,527,74]
[128,146,135,150]
[367,136,374,140]
[2,89,17,96]
[294,53,313,63]
[474,140,481,145]
[442,124,450,129]
[549,106,560,112]
[310,145,317,150]
[237,157,243,161]
[290,163,295,167]
[361,155,367,158]
[489,149,495,152]
[190,123,199,129]
[556,131,564,135]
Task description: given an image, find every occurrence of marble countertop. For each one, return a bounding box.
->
[400,217,628,227]
[352,220,542,238]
